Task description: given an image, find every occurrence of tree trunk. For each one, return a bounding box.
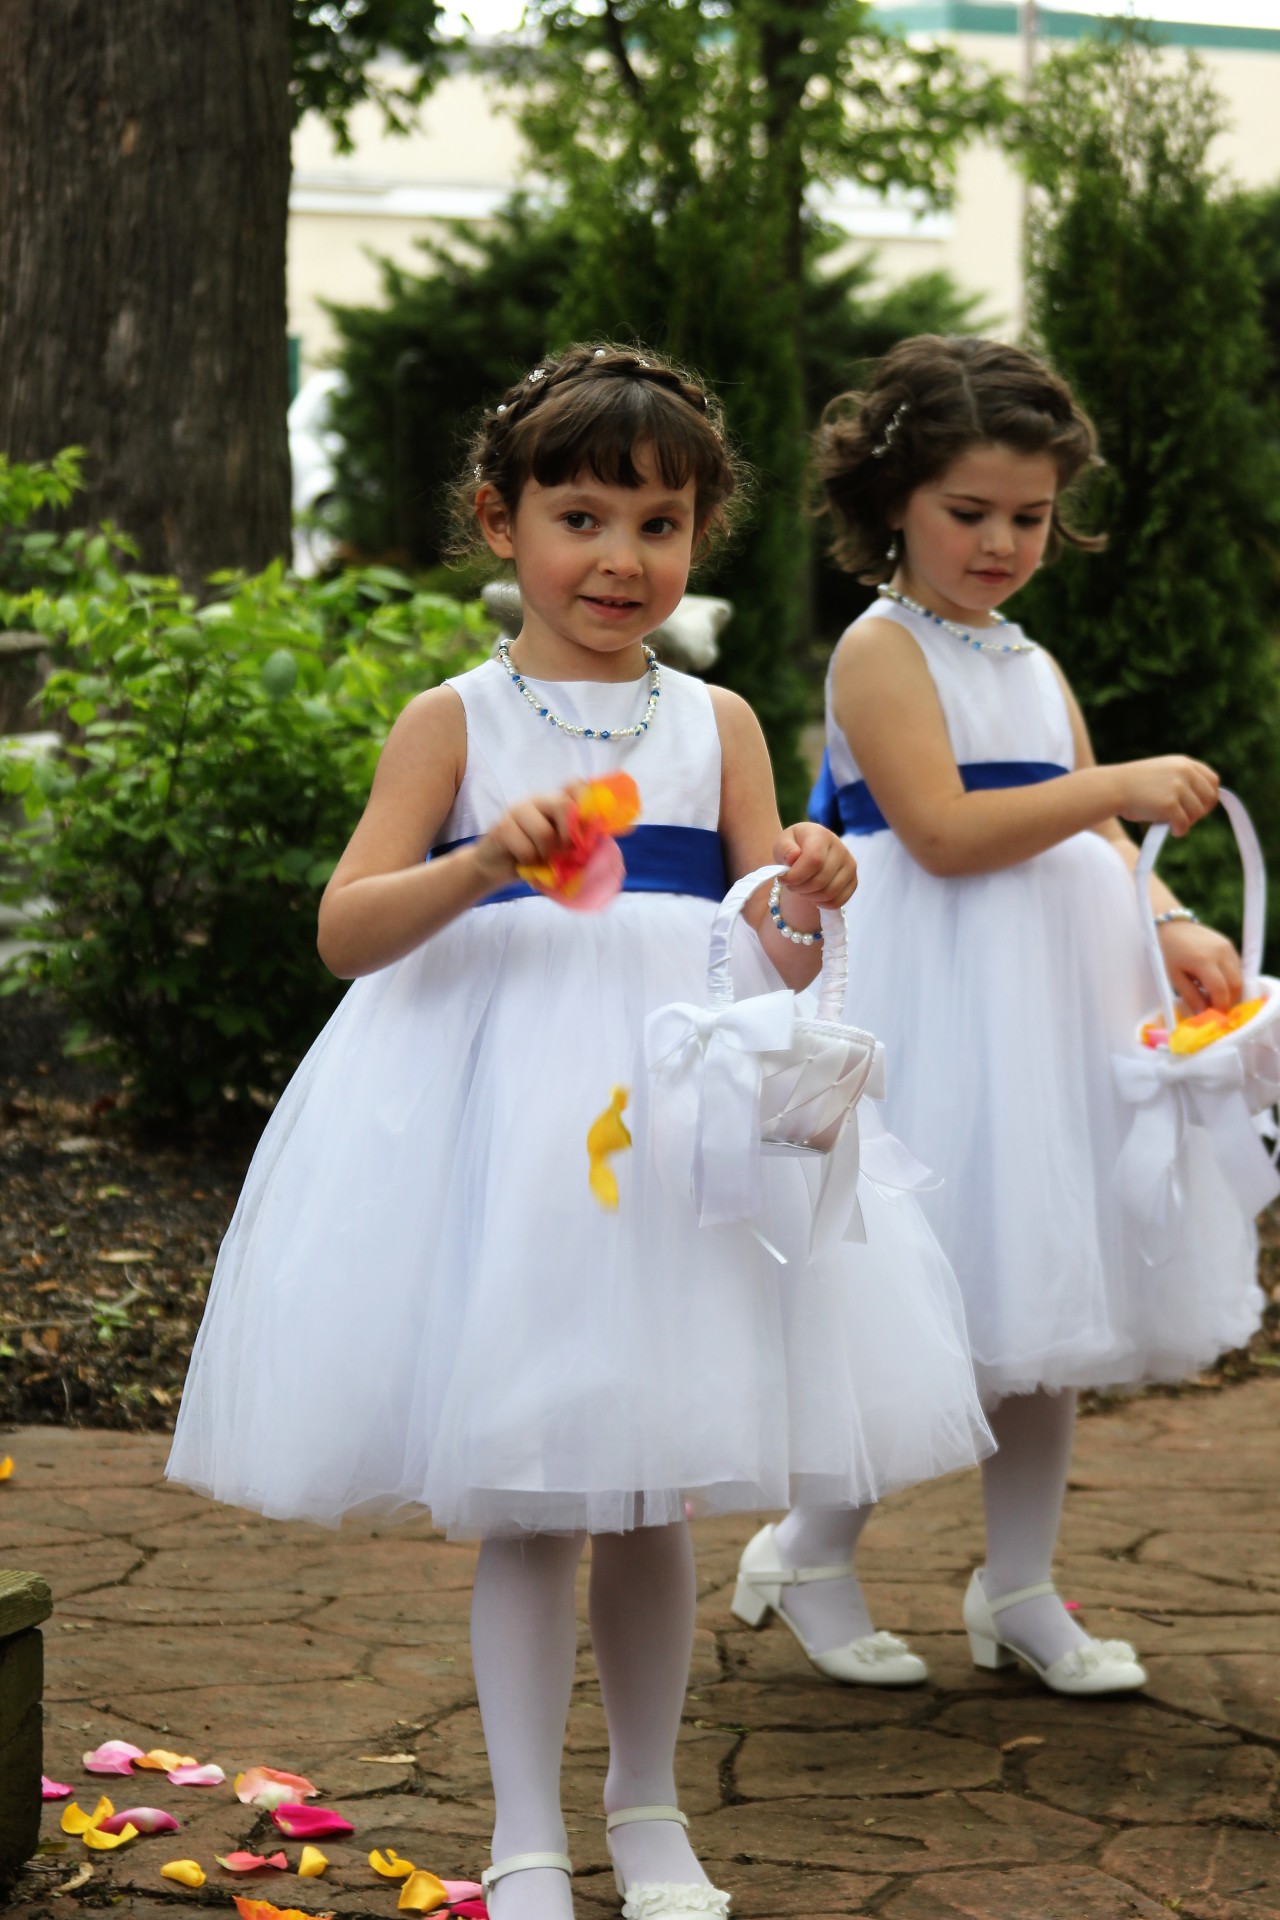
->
[0,0,293,584]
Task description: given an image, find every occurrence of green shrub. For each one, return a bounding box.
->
[2,541,491,1123]
[1014,30,1280,954]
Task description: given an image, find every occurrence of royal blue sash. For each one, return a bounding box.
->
[809,750,1069,836]
[431,823,727,906]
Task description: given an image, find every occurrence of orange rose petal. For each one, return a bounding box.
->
[61,1797,114,1835]
[232,1901,334,1920]
[369,1850,416,1880]
[161,1861,207,1888]
[136,1749,198,1772]
[234,1766,319,1809]
[0,1456,13,1481]
[398,1870,449,1913]
[84,1822,139,1850]
[297,1847,328,1879]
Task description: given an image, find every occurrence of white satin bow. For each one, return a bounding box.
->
[1113,1044,1280,1264]
[645,990,796,1231]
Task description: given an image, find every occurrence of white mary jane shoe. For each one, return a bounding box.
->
[963,1569,1148,1696]
[481,1850,573,1905]
[606,1806,731,1920]
[730,1522,928,1686]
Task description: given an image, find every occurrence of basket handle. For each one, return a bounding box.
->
[707,863,848,1020]
[1135,786,1266,1032]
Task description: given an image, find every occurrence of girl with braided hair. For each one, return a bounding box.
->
[736,334,1262,1701]
[168,342,990,1920]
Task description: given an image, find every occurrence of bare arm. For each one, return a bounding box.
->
[1052,660,1242,1012]
[832,617,1220,879]
[317,687,580,979]
[710,686,856,990]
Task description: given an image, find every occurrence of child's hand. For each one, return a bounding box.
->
[1115,756,1220,837]
[1158,919,1243,1014]
[773,822,858,910]
[474,785,583,885]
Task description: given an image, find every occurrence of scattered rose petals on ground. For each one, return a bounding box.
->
[161,1861,207,1888]
[235,1767,319,1809]
[370,1850,416,1880]
[0,1456,13,1481]
[84,1822,140,1850]
[398,1871,449,1914]
[217,1853,290,1874]
[168,1762,225,1787]
[83,1740,144,1775]
[298,1847,328,1879]
[442,1884,484,1903]
[136,1749,197,1772]
[271,1805,353,1840]
[42,1776,74,1799]
[99,1807,180,1835]
[61,1797,115,1835]
[232,1900,334,1920]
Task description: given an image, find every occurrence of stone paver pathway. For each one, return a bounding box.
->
[5,1379,1280,1919]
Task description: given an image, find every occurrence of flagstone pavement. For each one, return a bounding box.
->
[4,1378,1280,1920]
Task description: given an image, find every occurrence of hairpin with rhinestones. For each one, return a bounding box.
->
[872,401,910,459]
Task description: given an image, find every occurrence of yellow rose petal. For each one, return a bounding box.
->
[0,1456,13,1481]
[297,1846,328,1879]
[84,1823,139,1850]
[398,1870,449,1913]
[137,1748,197,1771]
[61,1797,114,1835]
[161,1860,207,1888]
[370,1850,416,1880]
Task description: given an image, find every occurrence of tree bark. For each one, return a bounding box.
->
[0,0,293,584]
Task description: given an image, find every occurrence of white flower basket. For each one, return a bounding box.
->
[645,863,885,1257]
[1115,788,1280,1258]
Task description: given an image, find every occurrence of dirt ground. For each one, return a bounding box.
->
[3,994,1280,1435]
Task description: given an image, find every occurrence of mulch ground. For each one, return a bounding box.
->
[3,995,1280,1434]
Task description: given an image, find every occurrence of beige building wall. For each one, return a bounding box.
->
[287,14,1280,377]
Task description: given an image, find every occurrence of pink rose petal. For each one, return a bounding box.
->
[167,1762,225,1787]
[442,1886,483,1903]
[42,1776,74,1799]
[99,1807,180,1836]
[234,1766,318,1809]
[562,835,625,912]
[270,1803,355,1840]
[450,1902,488,1918]
[83,1740,145,1775]
[216,1852,290,1873]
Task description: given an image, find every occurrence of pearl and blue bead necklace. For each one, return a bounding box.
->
[879,585,1036,657]
[496,636,661,740]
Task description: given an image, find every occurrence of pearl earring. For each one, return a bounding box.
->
[886,535,899,564]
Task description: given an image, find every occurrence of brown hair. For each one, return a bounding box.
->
[450,342,747,561]
[814,334,1105,582]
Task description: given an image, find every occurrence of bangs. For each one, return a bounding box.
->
[524,379,716,495]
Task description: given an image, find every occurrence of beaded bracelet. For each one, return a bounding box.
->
[768,877,823,946]
[1155,906,1200,927]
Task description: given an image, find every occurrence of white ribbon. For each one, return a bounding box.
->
[1113,1044,1280,1264]
[645,990,796,1231]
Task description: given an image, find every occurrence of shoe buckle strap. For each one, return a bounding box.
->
[606,1805,689,1832]
[743,1563,854,1588]
[481,1851,573,1891]
[986,1579,1058,1617]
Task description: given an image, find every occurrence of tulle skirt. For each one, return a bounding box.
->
[837,828,1263,1399]
[167,893,990,1534]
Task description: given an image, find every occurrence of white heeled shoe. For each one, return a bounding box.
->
[605,1806,731,1920]
[481,1850,573,1903]
[730,1523,928,1686]
[963,1569,1147,1696]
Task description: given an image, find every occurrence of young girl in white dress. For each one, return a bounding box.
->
[167,345,991,1920]
[735,333,1264,1699]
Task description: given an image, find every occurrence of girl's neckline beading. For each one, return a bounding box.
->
[877,586,1036,658]
[495,638,661,740]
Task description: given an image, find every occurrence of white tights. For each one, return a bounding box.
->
[470,1523,709,1920]
[773,1389,1089,1671]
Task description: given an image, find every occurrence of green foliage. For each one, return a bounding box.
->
[483,0,1008,814]
[1,506,491,1124]
[1013,29,1280,949]
[289,0,452,150]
